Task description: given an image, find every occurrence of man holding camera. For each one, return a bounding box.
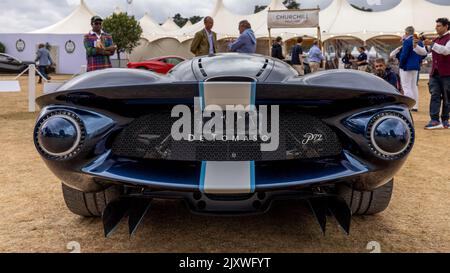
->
[84,16,117,72]
[414,18,450,130]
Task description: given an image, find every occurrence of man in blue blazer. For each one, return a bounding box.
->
[399,26,424,111]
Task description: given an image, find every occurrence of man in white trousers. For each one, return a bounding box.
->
[399,26,424,111]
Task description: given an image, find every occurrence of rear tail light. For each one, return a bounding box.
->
[367,112,414,160]
[34,111,85,160]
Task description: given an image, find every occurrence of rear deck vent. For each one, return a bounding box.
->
[256,59,269,77]
[205,76,256,82]
[198,59,208,77]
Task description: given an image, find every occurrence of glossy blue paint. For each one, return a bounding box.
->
[250,82,256,106]
[199,82,205,111]
[33,54,416,193]
[35,104,414,193]
[199,161,207,192]
[83,156,202,190]
[78,150,371,191]
[250,161,256,193]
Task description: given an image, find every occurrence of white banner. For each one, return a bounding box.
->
[43,81,66,94]
[268,9,319,29]
[0,81,20,92]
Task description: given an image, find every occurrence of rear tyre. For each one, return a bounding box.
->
[62,183,122,217]
[336,180,394,215]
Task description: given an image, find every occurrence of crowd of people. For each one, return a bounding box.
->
[374,18,449,129]
[43,15,448,131]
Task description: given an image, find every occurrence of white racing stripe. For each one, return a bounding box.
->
[200,161,255,194]
[197,82,257,194]
[199,81,256,109]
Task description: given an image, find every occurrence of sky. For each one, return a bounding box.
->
[0,0,448,33]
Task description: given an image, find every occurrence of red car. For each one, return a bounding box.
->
[127,56,185,74]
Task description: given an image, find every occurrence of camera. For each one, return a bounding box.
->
[414,32,427,41]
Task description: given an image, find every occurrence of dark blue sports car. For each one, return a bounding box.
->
[33,53,415,236]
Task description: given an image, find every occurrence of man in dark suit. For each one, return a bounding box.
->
[190,17,217,56]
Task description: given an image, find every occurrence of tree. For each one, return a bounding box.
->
[254,1,299,11]
[350,4,373,12]
[172,14,203,27]
[173,13,188,28]
[102,12,143,67]
[189,16,203,25]
[0,42,5,53]
[283,0,300,9]
[254,5,267,13]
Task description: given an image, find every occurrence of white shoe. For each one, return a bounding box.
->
[424,121,444,130]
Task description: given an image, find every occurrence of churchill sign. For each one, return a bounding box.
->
[267,9,319,29]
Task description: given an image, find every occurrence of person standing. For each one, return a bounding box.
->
[228,20,257,54]
[389,42,403,76]
[308,40,324,73]
[341,50,354,69]
[190,17,217,57]
[390,36,406,65]
[291,37,304,75]
[84,16,117,72]
[35,43,54,84]
[399,26,423,111]
[414,18,450,129]
[352,46,368,71]
[271,36,284,60]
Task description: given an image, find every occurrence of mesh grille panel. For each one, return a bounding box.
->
[112,109,342,161]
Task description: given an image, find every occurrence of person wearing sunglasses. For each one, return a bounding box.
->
[83,16,117,72]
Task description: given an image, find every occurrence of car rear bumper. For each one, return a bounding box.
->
[67,148,400,194]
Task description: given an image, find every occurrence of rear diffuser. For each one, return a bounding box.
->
[101,192,352,237]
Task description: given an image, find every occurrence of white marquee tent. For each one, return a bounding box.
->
[182,21,193,29]
[161,17,181,31]
[0,0,96,74]
[321,0,450,40]
[139,0,450,42]
[131,0,450,61]
[0,0,136,74]
[140,12,165,35]
[30,0,95,34]
[1,0,449,72]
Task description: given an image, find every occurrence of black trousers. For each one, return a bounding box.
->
[428,75,450,122]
